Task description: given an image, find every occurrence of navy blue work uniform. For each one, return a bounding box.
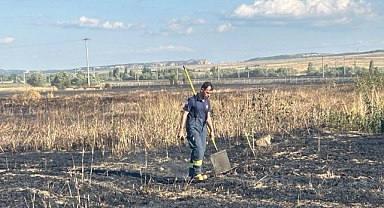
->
[183,94,211,177]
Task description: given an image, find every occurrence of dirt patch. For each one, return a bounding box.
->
[1,131,384,207]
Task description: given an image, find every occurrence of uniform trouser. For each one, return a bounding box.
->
[186,118,207,177]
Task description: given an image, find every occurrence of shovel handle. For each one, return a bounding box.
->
[183,66,196,95]
[211,136,218,152]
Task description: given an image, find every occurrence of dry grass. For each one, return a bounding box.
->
[0,85,55,92]
[0,83,383,154]
[11,89,41,105]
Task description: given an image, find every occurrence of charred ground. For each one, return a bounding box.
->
[1,129,383,207]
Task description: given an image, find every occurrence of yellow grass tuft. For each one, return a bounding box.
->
[11,89,41,105]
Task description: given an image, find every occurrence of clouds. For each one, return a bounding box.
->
[147,16,206,36]
[56,15,205,36]
[164,17,201,35]
[231,0,374,26]
[0,37,15,43]
[56,16,144,30]
[233,0,372,18]
[217,23,234,32]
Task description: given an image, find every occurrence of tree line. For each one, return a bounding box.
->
[1,60,382,88]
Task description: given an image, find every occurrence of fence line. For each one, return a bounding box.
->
[110,76,354,87]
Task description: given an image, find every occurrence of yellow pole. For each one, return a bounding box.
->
[183,66,196,95]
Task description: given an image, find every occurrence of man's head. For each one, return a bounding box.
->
[200,82,213,99]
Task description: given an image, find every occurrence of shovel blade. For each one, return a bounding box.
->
[210,149,231,175]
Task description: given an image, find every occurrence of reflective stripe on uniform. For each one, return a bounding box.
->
[189,163,194,168]
[193,160,202,167]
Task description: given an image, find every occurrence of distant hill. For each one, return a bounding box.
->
[245,49,384,62]
[0,69,25,76]
[78,59,212,73]
[0,59,212,75]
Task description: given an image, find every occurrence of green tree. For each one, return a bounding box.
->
[210,66,218,77]
[142,67,151,74]
[113,67,120,79]
[26,72,46,87]
[245,66,250,78]
[306,62,317,76]
[51,72,73,89]
[121,73,131,80]
[9,74,20,83]
[71,71,87,87]
[90,75,101,86]
[169,75,177,85]
[0,74,13,81]
[374,67,384,74]
[97,73,109,82]
[369,60,374,74]
[354,66,369,75]
[140,67,154,80]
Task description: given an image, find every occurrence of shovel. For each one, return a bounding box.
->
[209,137,231,176]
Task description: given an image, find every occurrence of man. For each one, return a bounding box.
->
[177,82,215,182]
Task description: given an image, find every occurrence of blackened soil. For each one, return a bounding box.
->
[1,131,384,207]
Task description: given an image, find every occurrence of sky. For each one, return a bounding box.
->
[1,0,384,70]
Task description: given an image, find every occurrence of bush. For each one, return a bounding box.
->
[104,83,112,89]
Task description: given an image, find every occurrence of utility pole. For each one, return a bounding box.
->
[322,56,324,78]
[343,56,346,76]
[83,38,91,87]
[23,70,29,85]
[237,62,240,80]
[156,67,158,80]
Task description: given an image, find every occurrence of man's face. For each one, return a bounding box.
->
[201,86,213,99]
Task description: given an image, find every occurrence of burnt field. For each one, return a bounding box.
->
[1,82,384,207]
[1,131,383,207]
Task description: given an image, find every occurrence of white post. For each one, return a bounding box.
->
[83,38,91,87]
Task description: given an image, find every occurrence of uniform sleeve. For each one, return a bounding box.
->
[183,97,192,112]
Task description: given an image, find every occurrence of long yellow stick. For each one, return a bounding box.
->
[182,66,218,151]
[183,66,196,95]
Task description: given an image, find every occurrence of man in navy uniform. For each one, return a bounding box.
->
[177,82,215,182]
